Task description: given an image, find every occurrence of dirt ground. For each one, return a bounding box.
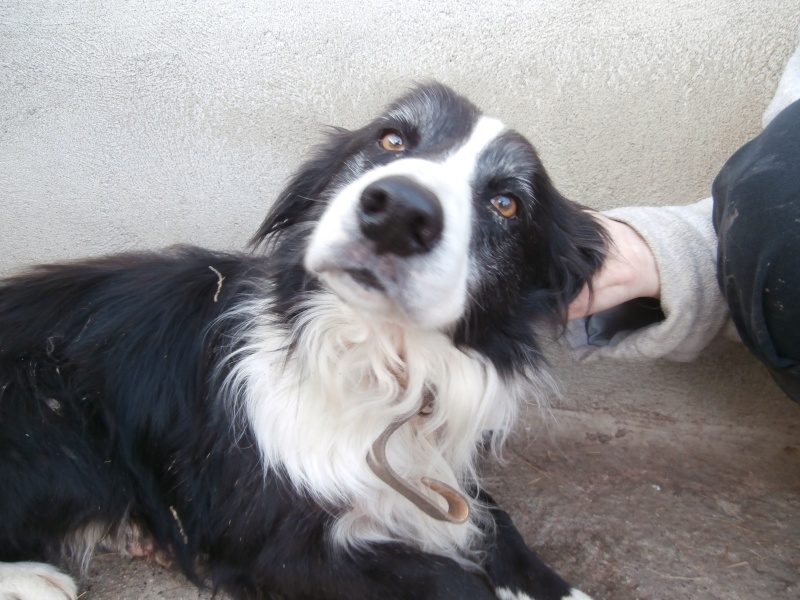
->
[77,342,800,600]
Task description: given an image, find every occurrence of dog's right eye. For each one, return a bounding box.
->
[379,131,406,152]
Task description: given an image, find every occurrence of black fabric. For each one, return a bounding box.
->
[585,298,664,347]
[713,99,800,403]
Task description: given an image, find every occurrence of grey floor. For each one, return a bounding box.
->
[78,341,800,600]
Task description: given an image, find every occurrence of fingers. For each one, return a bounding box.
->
[567,214,660,320]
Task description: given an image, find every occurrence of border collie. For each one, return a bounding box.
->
[0,83,605,600]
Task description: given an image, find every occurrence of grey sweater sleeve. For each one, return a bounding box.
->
[564,197,733,362]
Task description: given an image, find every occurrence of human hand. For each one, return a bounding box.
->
[567,213,661,321]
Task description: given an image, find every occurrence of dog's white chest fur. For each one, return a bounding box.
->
[223,292,525,558]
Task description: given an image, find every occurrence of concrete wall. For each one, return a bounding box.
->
[2,0,798,271]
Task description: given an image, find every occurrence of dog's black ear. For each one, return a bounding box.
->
[453,169,608,377]
[529,170,609,323]
[249,127,355,250]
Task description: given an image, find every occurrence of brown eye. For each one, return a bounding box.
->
[379,130,405,152]
[490,194,518,218]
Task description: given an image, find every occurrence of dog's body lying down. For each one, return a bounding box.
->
[0,84,604,600]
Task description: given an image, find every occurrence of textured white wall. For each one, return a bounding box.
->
[2,0,798,273]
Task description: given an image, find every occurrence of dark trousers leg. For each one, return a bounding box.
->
[712,98,800,402]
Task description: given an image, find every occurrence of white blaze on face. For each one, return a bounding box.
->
[305,116,506,330]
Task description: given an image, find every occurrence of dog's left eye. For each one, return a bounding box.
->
[490,194,518,219]
[379,130,406,152]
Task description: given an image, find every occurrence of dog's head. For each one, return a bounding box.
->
[253,83,605,374]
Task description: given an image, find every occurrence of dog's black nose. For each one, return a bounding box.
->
[358,176,444,257]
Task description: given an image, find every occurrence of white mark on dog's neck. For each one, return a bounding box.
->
[221,292,538,562]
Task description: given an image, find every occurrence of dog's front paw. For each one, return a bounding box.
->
[496,586,594,600]
[0,562,77,600]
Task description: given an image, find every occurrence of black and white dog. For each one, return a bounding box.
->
[0,83,605,600]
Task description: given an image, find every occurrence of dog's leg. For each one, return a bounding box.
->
[345,544,501,600]
[0,562,77,600]
[480,493,593,600]
[212,540,501,600]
